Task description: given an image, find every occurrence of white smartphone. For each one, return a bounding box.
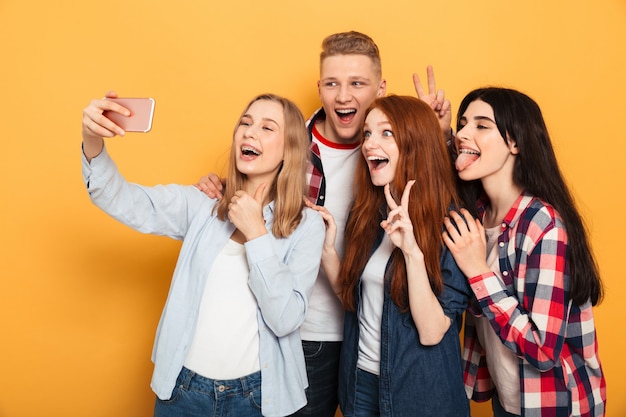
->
[103,97,155,132]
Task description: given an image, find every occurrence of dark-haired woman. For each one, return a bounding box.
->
[443,87,606,417]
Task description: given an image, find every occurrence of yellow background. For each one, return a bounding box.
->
[1,0,624,416]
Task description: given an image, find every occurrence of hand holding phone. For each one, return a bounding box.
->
[103,97,155,132]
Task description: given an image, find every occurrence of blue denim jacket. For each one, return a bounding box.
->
[82,147,325,417]
[339,230,472,417]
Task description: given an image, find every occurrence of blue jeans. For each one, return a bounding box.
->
[354,368,380,417]
[289,341,341,417]
[154,367,262,417]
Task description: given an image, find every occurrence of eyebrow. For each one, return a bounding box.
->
[461,115,496,124]
[363,119,391,129]
[242,114,280,126]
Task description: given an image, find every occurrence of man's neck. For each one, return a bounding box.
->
[315,119,359,146]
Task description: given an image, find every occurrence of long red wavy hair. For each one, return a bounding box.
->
[340,95,460,311]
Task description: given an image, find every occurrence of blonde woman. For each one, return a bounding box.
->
[81,92,325,417]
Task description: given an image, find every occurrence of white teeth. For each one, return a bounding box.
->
[241,146,260,156]
[459,149,480,155]
[368,156,388,161]
[336,109,356,115]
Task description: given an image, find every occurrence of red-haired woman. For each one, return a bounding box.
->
[310,95,471,417]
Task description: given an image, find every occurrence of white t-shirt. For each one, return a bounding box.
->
[357,234,394,375]
[299,126,361,342]
[184,239,261,379]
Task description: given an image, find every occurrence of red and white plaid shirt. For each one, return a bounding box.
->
[305,109,326,206]
[463,192,606,417]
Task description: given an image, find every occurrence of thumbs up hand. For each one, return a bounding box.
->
[227,183,268,241]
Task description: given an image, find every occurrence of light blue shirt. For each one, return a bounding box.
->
[82,146,325,416]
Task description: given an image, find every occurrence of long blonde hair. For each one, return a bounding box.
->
[215,94,310,238]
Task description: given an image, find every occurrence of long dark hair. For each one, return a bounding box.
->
[340,95,461,311]
[456,87,603,306]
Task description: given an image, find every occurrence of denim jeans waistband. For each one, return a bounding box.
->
[177,367,261,398]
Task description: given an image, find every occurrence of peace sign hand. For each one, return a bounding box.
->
[382,181,421,255]
[413,66,452,138]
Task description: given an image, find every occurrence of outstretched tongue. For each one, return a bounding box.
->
[455,152,479,172]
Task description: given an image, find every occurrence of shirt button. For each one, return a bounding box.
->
[264,363,269,368]
[502,271,509,276]
[218,385,226,392]
[499,242,505,247]
[501,222,506,228]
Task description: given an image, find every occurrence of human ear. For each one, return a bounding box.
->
[378,79,387,97]
[505,134,519,155]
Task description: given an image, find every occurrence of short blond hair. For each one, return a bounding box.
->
[320,31,382,77]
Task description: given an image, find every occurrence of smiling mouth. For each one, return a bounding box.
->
[367,156,389,171]
[335,109,356,122]
[241,146,261,157]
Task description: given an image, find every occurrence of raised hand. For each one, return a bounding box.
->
[82,91,128,140]
[413,66,452,138]
[227,183,268,241]
[381,181,420,255]
[82,91,129,161]
[442,208,490,278]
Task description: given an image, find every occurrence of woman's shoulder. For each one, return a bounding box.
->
[519,196,562,228]
[514,195,566,245]
[285,206,325,242]
[300,206,324,228]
